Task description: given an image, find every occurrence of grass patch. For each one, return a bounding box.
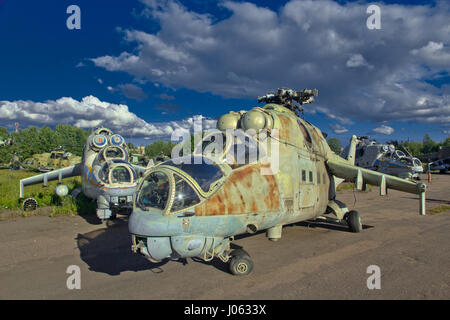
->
[0,168,95,216]
[427,205,450,215]
[336,182,373,192]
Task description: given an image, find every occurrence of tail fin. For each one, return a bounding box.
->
[346,135,359,165]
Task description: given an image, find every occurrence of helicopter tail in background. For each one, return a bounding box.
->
[345,135,360,165]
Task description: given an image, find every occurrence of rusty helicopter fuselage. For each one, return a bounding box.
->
[129,88,427,275]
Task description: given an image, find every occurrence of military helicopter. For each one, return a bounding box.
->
[19,128,146,221]
[22,148,82,172]
[128,88,427,275]
[417,145,450,174]
[341,137,423,180]
[0,153,23,170]
[0,136,13,147]
[429,157,450,173]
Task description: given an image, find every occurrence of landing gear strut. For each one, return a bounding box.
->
[228,249,254,276]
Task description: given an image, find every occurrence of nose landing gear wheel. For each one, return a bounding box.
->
[345,210,362,233]
[229,249,254,276]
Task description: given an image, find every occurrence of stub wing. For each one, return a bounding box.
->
[327,159,426,215]
[19,163,83,198]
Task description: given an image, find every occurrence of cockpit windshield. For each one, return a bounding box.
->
[138,171,170,210]
[395,151,406,158]
[399,158,413,166]
[104,146,125,160]
[99,161,135,184]
[194,130,263,169]
[171,174,200,212]
[111,166,131,183]
[162,156,223,192]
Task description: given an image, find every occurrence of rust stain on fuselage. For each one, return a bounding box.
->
[277,114,294,142]
[195,164,281,216]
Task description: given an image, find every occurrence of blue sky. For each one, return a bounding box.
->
[0,0,449,146]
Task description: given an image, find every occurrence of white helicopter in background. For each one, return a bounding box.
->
[341,137,423,180]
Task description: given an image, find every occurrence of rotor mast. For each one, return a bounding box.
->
[257,88,318,117]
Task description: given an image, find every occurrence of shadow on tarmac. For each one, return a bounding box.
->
[76,216,374,276]
[76,218,168,276]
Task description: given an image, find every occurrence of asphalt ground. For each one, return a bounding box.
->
[0,173,448,299]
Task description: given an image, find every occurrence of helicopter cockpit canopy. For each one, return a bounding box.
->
[100,146,127,163]
[398,157,414,167]
[413,158,422,167]
[137,156,224,213]
[98,160,136,185]
[394,150,406,158]
[162,156,223,192]
[94,127,113,136]
[193,130,265,169]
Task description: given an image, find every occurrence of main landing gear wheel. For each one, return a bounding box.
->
[345,210,362,233]
[229,249,254,276]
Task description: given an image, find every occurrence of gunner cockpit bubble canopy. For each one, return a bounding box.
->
[137,156,224,213]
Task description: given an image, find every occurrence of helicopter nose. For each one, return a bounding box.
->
[131,235,173,262]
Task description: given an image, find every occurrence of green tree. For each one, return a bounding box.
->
[0,126,9,140]
[12,127,41,159]
[128,142,136,152]
[422,133,437,154]
[54,124,89,156]
[443,136,450,147]
[38,126,57,152]
[402,141,423,156]
[145,140,177,159]
[327,137,342,155]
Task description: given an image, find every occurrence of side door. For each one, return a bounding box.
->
[298,156,316,209]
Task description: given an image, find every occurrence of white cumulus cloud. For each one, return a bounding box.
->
[90,0,450,131]
[373,125,394,135]
[329,123,348,134]
[0,96,216,139]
